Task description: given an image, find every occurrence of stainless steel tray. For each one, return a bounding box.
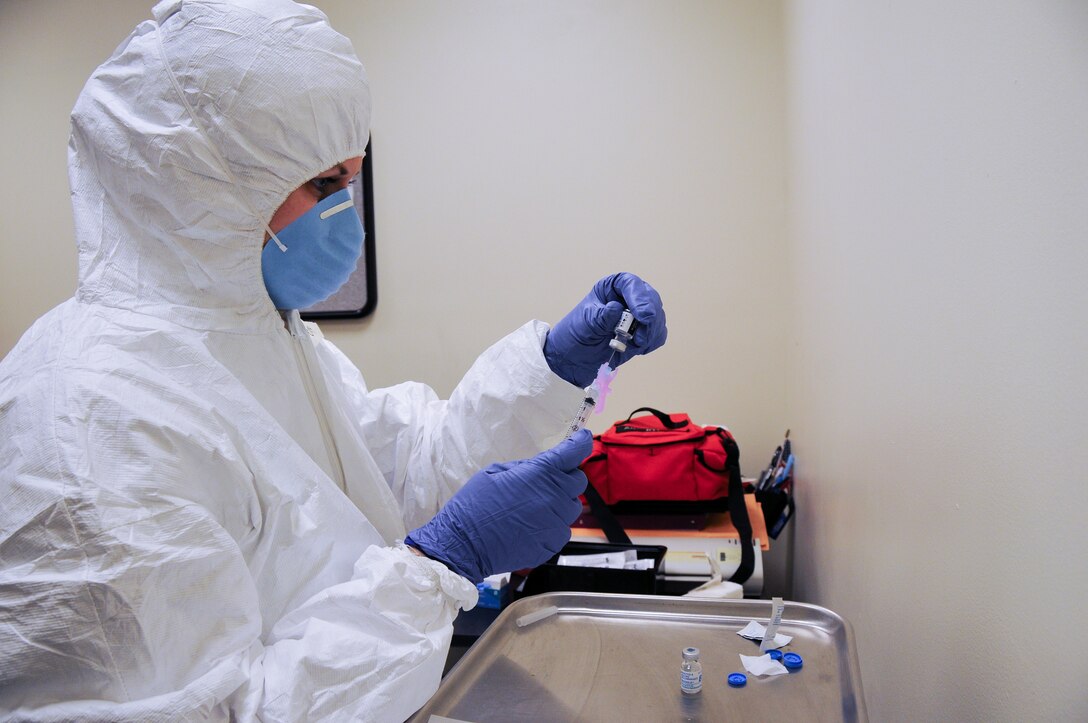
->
[413,593,866,722]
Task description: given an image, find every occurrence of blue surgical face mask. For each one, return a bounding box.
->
[261,188,364,310]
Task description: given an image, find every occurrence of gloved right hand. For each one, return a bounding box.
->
[405,430,593,583]
[544,272,668,388]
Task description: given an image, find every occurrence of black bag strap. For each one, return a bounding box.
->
[716,430,755,584]
[694,431,728,472]
[622,407,689,430]
[582,479,632,544]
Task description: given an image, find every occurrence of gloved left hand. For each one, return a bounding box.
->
[544,272,667,388]
[404,430,593,583]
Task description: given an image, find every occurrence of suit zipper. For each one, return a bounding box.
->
[288,315,348,493]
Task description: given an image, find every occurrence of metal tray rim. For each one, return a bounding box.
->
[423,592,866,722]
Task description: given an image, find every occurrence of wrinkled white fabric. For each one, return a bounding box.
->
[0,1,583,721]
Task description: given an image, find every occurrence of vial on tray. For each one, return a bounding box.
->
[680,646,703,695]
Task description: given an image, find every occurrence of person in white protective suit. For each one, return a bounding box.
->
[0,1,667,721]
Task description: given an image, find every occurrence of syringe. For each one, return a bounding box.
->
[564,385,599,439]
[565,309,637,438]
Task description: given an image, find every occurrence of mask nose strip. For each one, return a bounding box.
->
[320,198,355,220]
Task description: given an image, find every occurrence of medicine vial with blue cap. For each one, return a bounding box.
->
[564,310,636,438]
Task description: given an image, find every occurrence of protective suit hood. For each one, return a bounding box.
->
[70,0,371,330]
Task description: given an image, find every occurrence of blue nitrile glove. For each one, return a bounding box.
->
[544,272,668,388]
[405,430,593,583]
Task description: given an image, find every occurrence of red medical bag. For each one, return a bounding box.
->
[580,408,740,505]
[578,407,755,584]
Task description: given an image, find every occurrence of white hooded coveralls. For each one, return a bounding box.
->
[0,1,583,720]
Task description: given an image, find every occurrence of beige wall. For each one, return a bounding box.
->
[0,0,793,591]
[4,0,1086,719]
[321,0,791,455]
[0,0,789,452]
[0,0,791,589]
[0,1,150,346]
[787,1,1088,720]
[0,0,794,613]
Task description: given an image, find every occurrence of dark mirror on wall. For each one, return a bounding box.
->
[301,139,377,319]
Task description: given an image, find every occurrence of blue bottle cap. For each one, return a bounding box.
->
[768,649,784,661]
[727,673,747,687]
[783,652,803,670]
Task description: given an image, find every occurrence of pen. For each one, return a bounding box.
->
[773,454,794,488]
[759,443,784,493]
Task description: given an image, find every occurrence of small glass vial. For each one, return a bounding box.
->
[680,646,703,695]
